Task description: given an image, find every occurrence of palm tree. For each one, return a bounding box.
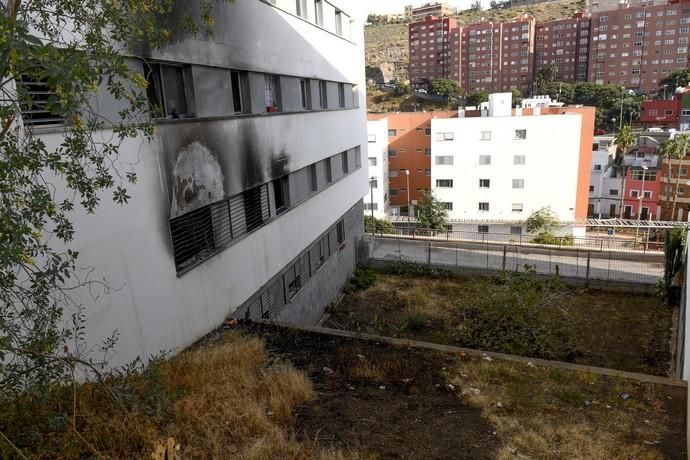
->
[670,133,690,221]
[658,140,671,217]
[614,125,635,218]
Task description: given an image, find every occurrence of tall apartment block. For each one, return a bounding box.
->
[460,21,503,93]
[409,16,458,89]
[23,0,367,367]
[589,2,690,93]
[535,13,591,83]
[500,14,537,94]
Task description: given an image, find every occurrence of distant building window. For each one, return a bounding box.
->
[388,149,397,157]
[609,189,618,196]
[514,129,527,140]
[325,157,333,183]
[594,164,602,171]
[425,128,432,135]
[336,220,345,244]
[314,0,324,25]
[478,202,490,211]
[443,202,453,211]
[480,130,492,140]
[479,155,491,165]
[368,157,377,166]
[389,169,398,178]
[388,129,397,137]
[589,185,594,192]
[631,190,639,198]
[665,109,674,115]
[390,188,398,196]
[425,149,432,156]
[342,151,349,173]
[338,83,346,108]
[435,155,453,165]
[512,179,525,189]
[436,179,454,188]
[335,9,343,36]
[436,132,454,141]
[364,202,378,211]
[513,155,526,165]
[309,164,318,191]
[479,179,490,188]
[478,225,489,233]
[368,134,376,143]
[512,203,523,212]
[425,169,431,176]
[510,226,522,235]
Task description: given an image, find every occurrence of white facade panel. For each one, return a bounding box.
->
[364,119,389,219]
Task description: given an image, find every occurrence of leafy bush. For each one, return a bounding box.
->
[532,232,574,246]
[364,215,394,234]
[384,259,453,279]
[343,266,377,294]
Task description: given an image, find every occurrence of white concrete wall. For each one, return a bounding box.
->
[431,113,583,224]
[33,0,368,369]
[364,119,389,219]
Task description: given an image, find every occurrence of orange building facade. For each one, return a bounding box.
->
[367,112,457,214]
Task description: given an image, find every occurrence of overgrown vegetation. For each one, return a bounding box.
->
[416,190,449,231]
[0,333,364,458]
[364,215,393,234]
[326,269,673,375]
[526,207,574,246]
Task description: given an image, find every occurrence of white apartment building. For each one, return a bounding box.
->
[27,0,367,368]
[589,137,623,218]
[431,93,592,237]
[365,119,390,219]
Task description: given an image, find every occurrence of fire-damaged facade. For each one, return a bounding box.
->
[27,0,367,367]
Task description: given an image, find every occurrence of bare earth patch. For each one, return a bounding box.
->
[250,323,686,460]
[325,272,674,376]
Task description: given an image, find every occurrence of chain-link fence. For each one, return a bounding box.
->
[360,233,664,288]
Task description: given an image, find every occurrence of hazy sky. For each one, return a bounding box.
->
[366,0,481,15]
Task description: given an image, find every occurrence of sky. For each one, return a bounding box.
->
[366,0,481,15]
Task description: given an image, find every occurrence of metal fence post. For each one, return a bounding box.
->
[502,245,507,271]
[586,252,591,288]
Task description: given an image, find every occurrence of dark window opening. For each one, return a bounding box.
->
[145,63,192,119]
[300,79,312,109]
[326,157,333,183]
[273,176,290,214]
[319,81,328,108]
[336,220,345,244]
[342,151,349,173]
[231,70,249,114]
[338,83,345,108]
[265,75,281,112]
[309,164,318,191]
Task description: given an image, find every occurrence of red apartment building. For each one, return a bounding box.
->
[640,98,680,128]
[409,16,458,89]
[534,13,591,83]
[588,1,690,94]
[622,166,662,219]
[460,21,503,93]
[500,14,537,94]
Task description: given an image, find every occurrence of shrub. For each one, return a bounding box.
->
[384,259,453,279]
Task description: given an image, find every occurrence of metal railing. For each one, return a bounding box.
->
[369,228,665,254]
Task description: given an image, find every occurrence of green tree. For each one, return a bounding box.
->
[393,80,410,96]
[0,0,230,395]
[416,191,448,231]
[525,207,569,245]
[469,0,482,11]
[511,88,522,106]
[364,215,394,234]
[430,78,461,101]
[614,125,635,156]
[659,69,690,93]
[465,90,489,107]
[535,64,558,94]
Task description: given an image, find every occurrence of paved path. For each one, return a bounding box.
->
[369,237,664,285]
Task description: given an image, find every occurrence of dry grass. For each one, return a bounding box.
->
[451,358,678,459]
[0,333,364,459]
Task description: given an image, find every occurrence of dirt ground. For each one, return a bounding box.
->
[325,272,675,376]
[249,323,687,460]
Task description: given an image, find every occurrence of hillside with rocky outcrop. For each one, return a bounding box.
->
[365,0,585,84]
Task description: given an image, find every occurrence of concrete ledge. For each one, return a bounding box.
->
[252,319,688,388]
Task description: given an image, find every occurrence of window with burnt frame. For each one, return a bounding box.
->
[145,63,194,118]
